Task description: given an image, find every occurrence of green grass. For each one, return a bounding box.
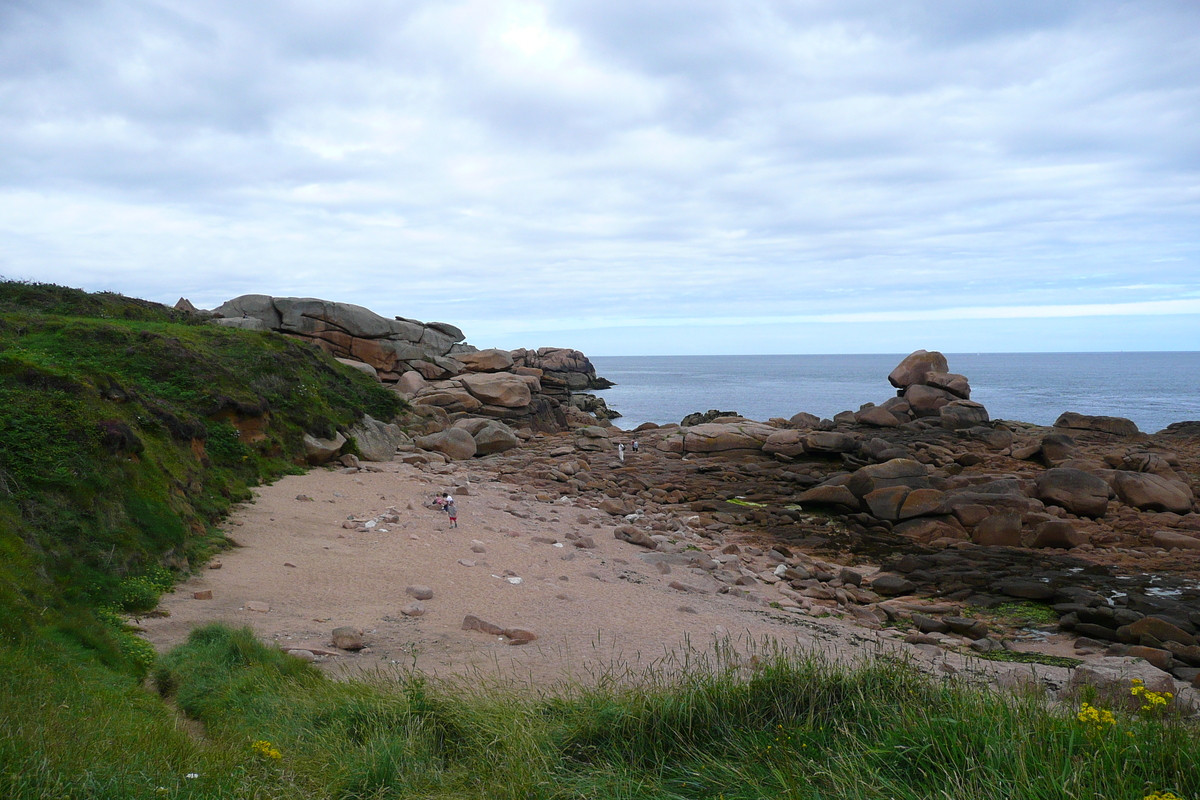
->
[52,625,1175,800]
[971,649,1084,669]
[966,602,1060,627]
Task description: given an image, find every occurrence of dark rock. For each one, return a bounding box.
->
[940,400,989,430]
[1116,617,1197,647]
[944,616,990,640]
[1030,520,1088,549]
[912,613,950,634]
[972,511,1023,547]
[995,579,1056,601]
[1073,623,1120,641]
[870,575,917,595]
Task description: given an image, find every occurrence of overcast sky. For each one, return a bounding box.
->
[2,0,1198,354]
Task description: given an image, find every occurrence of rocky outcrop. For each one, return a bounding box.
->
[213,295,613,446]
[214,294,473,381]
[509,347,613,396]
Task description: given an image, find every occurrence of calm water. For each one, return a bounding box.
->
[589,353,1200,434]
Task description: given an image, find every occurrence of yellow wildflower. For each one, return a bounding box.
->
[251,739,282,760]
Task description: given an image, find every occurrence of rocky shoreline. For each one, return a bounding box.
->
[194,295,1200,701]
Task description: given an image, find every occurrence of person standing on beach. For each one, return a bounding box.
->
[617,442,625,462]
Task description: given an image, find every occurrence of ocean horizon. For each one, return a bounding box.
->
[589,352,1200,434]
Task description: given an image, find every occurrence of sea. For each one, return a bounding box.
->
[588,353,1200,435]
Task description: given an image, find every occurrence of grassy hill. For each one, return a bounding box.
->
[1,282,1197,800]
[0,280,403,650]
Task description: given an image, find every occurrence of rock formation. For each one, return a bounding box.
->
[208,294,617,461]
[213,294,473,381]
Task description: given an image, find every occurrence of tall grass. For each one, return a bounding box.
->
[4,624,1198,798]
[138,625,1200,799]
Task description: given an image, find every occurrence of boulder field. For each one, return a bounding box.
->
[463,349,1200,692]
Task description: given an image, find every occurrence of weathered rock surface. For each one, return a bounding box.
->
[1111,471,1193,514]
[460,373,532,409]
[1054,412,1140,437]
[415,428,477,460]
[1034,468,1111,518]
[455,348,515,372]
[347,414,410,461]
[889,350,949,389]
[303,432,346,465]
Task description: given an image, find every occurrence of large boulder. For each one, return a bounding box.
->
[940,400,989,430]
[847,459,929,499]
[763,429,806,457]
[1152,531,1200,551]
[1034,468,1111,518]
[303,432,346,464]
[924,372,971,399]
[802,431,859,454]
[1030,519,1088,549]
[395,370,429,395]
[796,484,860,508]
[456,348,515,372]
[888,350,949,389]
[903,384,957,417]
[214,294,282,329]
[415,428,477,460]
[856,406,901,427]
[347,414,410,461]
[1040,433,1079,466]
[460,373,532,408]
[683,422,775,453]
[1111,472,1193,514]
[1054,412,1140,437]
[576,426,614,452]
[471,421,521,455]
[274,297,404,339]
[414,388,484,413]
[971,511,1023,547]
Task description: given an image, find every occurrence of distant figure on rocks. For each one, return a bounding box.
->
[617,442,625,462]
[631,440,639,453]
[445,499,458,528]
